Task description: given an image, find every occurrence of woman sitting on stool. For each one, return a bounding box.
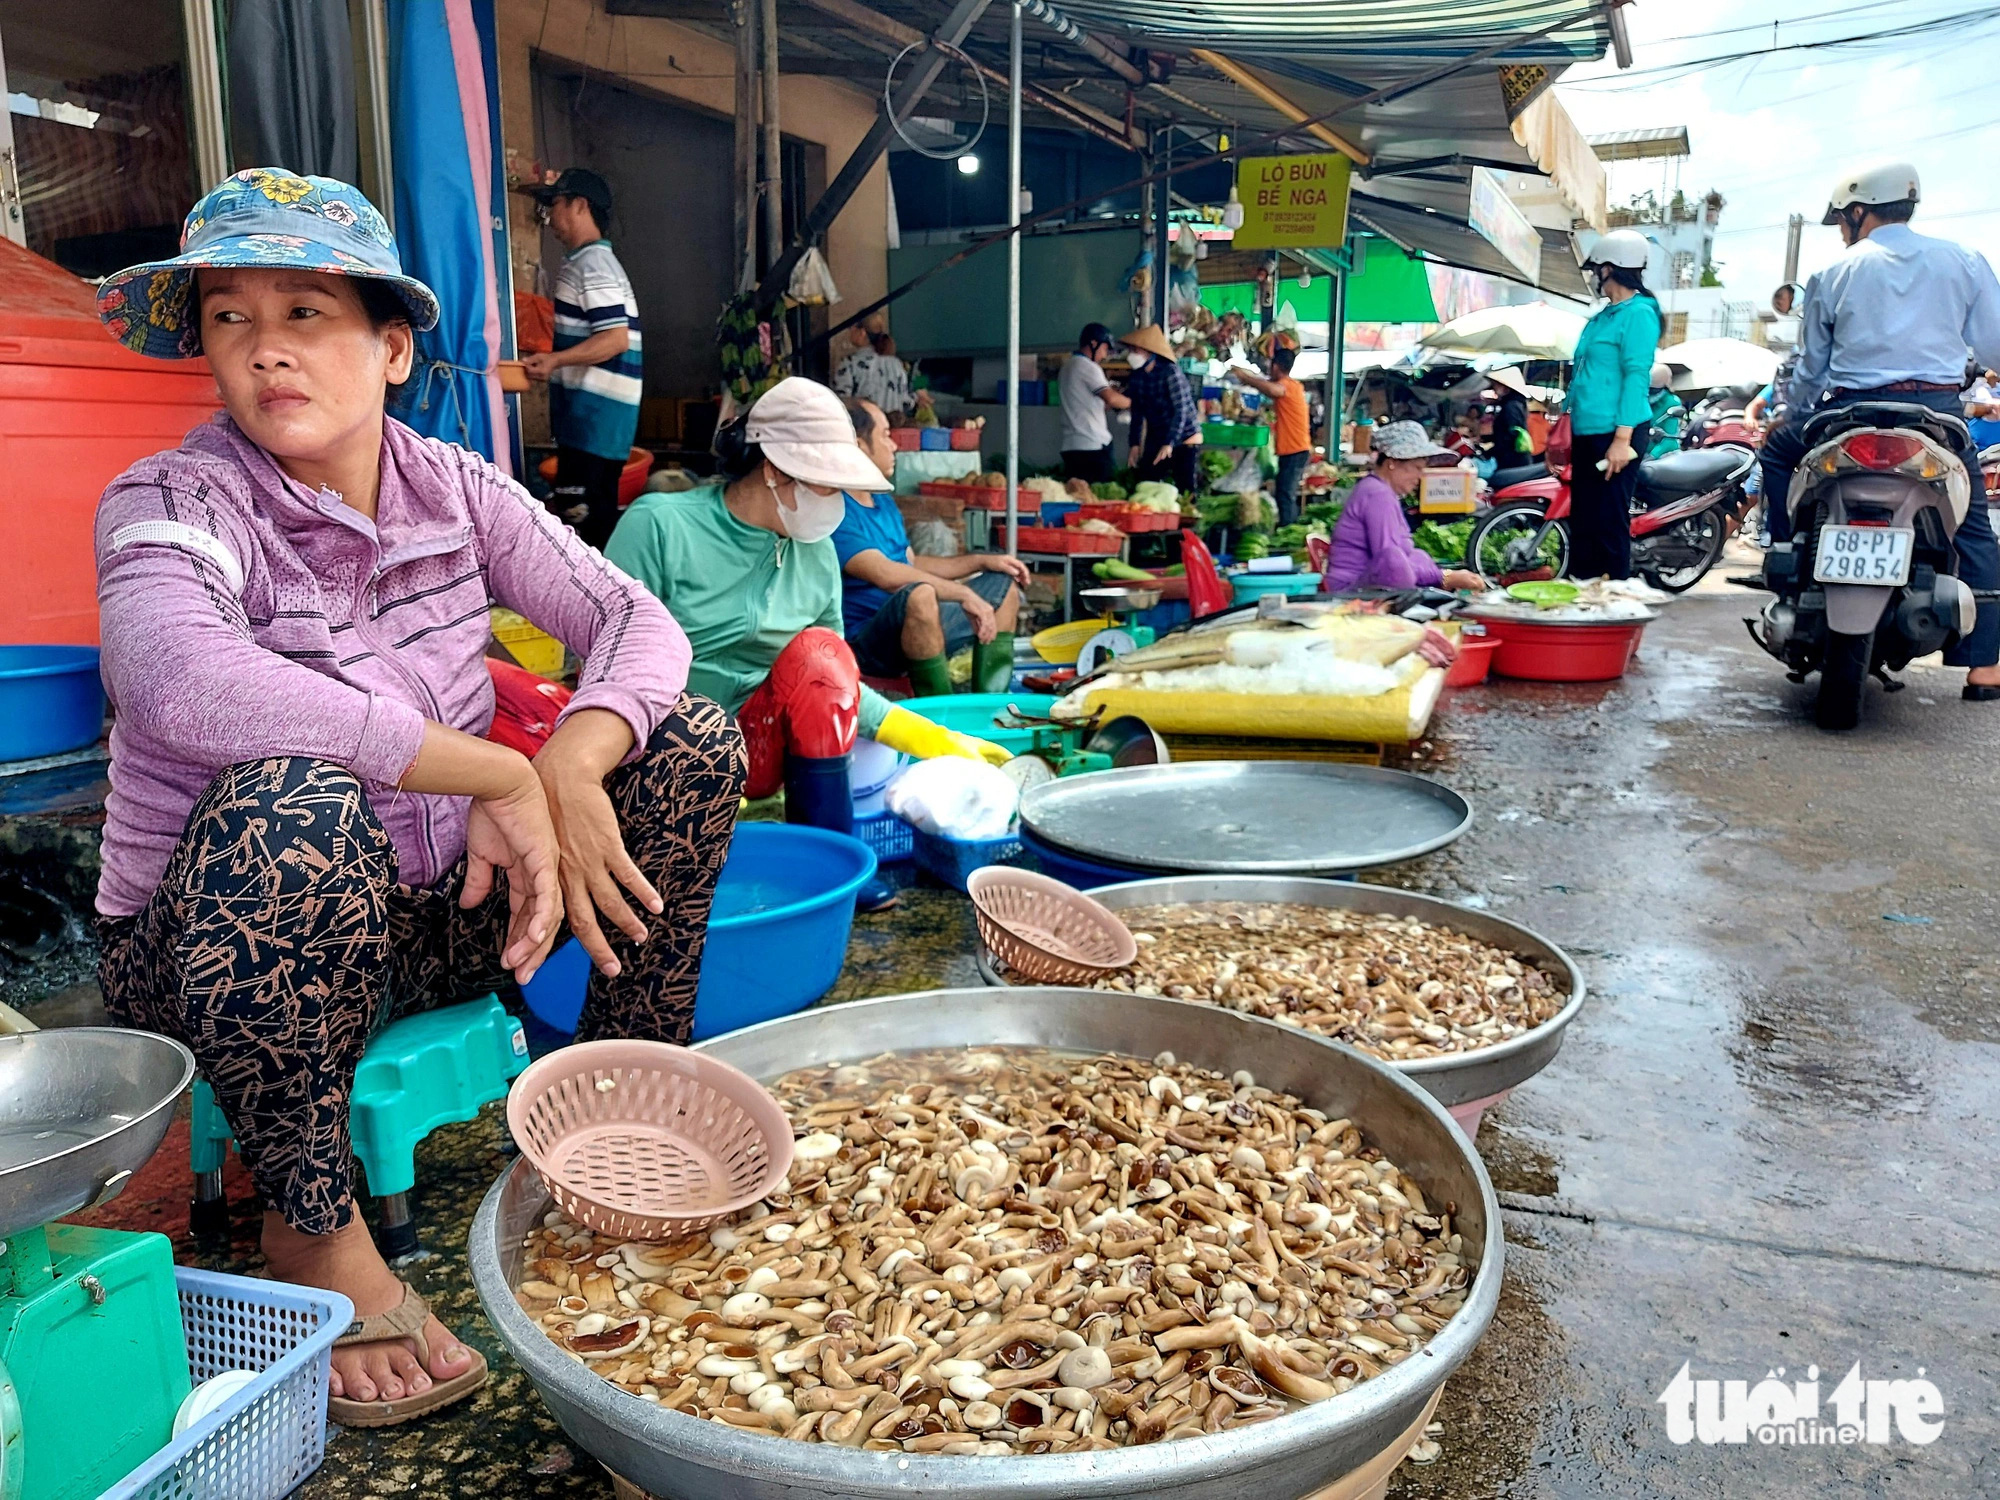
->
[606,379,1010,912]
[91,169,744,1429]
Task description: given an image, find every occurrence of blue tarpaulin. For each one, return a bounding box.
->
[388,0,509,469]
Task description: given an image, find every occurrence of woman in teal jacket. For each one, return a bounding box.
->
[1566,230,1663,579]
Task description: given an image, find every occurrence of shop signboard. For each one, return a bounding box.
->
[1233,153,1351,250]
[1469,166,1543,283]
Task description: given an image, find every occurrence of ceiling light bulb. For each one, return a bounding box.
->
[1298,268,1312,288]
[1222,185,1245,231]
[957,154,980,176]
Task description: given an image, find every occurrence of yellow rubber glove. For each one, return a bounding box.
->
[875,706,1012,766]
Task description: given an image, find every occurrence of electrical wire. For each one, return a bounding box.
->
[1562,5,2000,89]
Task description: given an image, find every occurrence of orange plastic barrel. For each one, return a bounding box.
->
[0,239,220,645]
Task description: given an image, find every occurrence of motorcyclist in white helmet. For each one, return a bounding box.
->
[1761,162,2000,699]
[1561,228,1662,579]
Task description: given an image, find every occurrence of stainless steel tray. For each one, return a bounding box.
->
[976,876,1586,1109]
[469,989,1502,1500]
[0,1027,195,1240]
[1019,762,1471,875]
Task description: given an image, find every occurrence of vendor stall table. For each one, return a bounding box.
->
[1019,536,1130,620]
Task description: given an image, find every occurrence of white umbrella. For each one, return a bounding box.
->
[1657,337,1781,392]
[1416,302,1587,361]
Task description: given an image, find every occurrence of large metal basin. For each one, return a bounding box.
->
[977,876,1586,1109]
[470,989,1502,1500]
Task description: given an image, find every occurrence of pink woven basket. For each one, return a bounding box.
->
[968,867,1138,984]
[507,1039,795,1241]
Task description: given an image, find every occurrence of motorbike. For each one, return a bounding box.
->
[1465,440,1757,593]
[1750,402,1979,731]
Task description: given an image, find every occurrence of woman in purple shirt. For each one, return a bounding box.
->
[92,172,745,1427]
[1323,421,1485,592]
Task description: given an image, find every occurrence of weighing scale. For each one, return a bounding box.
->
[0,1027,196,1500]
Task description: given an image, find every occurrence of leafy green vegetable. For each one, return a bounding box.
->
[1235,531,1271,561]
[1411,520,1475,565]
[1196,492,1241,527]
[1198,448,1235,484]
[1091,481,1128,501]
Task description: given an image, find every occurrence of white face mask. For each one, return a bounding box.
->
[768,472,847,543]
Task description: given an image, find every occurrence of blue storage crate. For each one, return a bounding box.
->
[106,1268,350,1500]
[855,809,915,864]
[1039,499,1080,526]
[919,426,953,450]
[913,826,1022,891]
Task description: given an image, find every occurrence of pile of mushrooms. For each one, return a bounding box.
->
[1061,902,1568,1061]
[515,1046,1468,1453]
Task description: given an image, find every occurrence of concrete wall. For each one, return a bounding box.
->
[493,0,891,441]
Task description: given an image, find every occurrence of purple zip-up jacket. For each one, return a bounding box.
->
[1322,473,1443,592]
[92,414,690,917]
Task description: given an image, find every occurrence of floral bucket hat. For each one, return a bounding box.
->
[98,168,440,360]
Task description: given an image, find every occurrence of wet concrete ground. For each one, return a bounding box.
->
[36,564,2000,1497]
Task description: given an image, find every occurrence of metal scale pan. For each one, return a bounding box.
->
[1019,761,1472,876]
[0,1027,194,1238]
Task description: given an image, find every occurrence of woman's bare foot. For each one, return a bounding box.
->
[261,1212,477,1403]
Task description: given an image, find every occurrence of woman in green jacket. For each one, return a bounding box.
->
[1565,230,1663,579]
[606,378,1004,910]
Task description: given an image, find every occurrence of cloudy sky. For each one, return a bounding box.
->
[1555,0,2000,302]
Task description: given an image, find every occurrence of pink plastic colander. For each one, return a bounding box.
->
[506,1039,795,1241]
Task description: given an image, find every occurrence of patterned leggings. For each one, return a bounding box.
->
[98,695,746,1236]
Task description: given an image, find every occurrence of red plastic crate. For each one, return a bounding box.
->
[949,428,983,450]
[962,489,1040,515]
[1017,526,1122,554]
[891,428,923,451]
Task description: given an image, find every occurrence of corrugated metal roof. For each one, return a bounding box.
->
[1045,0,1610,62]
[1586,127,1691,161]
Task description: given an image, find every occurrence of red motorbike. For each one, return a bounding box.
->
[1465,438,1757,592]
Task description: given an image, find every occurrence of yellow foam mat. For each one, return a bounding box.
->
[1072,669,1444,744]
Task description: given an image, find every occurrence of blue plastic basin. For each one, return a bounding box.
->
[893,693,1058,755]
[0,646,104,761]
[521,823,876,1040]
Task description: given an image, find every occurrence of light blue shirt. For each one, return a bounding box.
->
[1565,295,1661,436]
[1787,224,2000,410]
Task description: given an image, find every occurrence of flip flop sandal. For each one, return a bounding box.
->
[327,1281,489,1428]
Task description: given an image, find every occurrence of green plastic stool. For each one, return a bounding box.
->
[190,995,530,1260]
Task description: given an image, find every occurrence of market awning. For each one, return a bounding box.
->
[634,1,1610,275]
[1048,0,1611,62]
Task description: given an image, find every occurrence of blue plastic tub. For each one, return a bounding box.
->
[1229,571,1323,605]
[894,692,1058,755]
[1018,827,1147,888]
[0,645,103,760]
[919,427,953,451]
[913,827,1022,891]
[520,823,876,1040]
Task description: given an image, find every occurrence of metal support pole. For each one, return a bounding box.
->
[1325,239,1350,452]
[359,0,395,229]
[734,0,759,291]
[182,0,230,190]
[759,0,783,274]
[1005,1,1023,558]
[1152,126,1170,329]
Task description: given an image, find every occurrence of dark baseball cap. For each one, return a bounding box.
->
[529,168,613,220]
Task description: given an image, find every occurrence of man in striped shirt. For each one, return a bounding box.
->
[524,169,643,550]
